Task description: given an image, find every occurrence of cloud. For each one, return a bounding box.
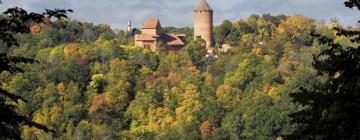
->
[0,0,358,29]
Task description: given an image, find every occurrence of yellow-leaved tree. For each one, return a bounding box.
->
[175,84,203,124]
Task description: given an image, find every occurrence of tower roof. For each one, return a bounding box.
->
[194,0,213,11]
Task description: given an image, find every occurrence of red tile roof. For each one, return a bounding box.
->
[162,33,185,46]
[142,18,161,29]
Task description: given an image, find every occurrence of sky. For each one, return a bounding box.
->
[0,0,359,30]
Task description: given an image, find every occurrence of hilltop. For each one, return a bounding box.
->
[1,12,359,139]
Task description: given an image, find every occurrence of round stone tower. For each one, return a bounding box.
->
[194,0,214,49]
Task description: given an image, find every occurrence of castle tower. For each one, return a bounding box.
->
[127,20,132,32]
[194,0,213,49]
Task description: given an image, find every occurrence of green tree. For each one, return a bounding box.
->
[214,20,233,47]
[184,39,208,71]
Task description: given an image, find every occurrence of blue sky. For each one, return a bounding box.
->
[0,0,358,30]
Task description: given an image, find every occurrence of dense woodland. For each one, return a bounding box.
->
[1,11,360,139]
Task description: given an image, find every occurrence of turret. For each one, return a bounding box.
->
[127,20,132,32]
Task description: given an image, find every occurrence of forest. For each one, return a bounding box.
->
[1,3,360,139]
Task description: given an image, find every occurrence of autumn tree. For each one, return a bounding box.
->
[277,15,316,47]
[175,84,203,124]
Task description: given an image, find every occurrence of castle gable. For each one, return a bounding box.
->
[142,18,161,29]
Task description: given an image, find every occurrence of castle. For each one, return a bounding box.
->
[134,19,186,51]
[135,0,214,51]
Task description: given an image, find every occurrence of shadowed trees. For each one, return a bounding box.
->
[287,0,360,139]
[0,5,72,139]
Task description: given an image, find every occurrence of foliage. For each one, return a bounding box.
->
[184,39,208,71]
[0,5,72,140]
[1,5,357,139]
[286,1,360,139]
